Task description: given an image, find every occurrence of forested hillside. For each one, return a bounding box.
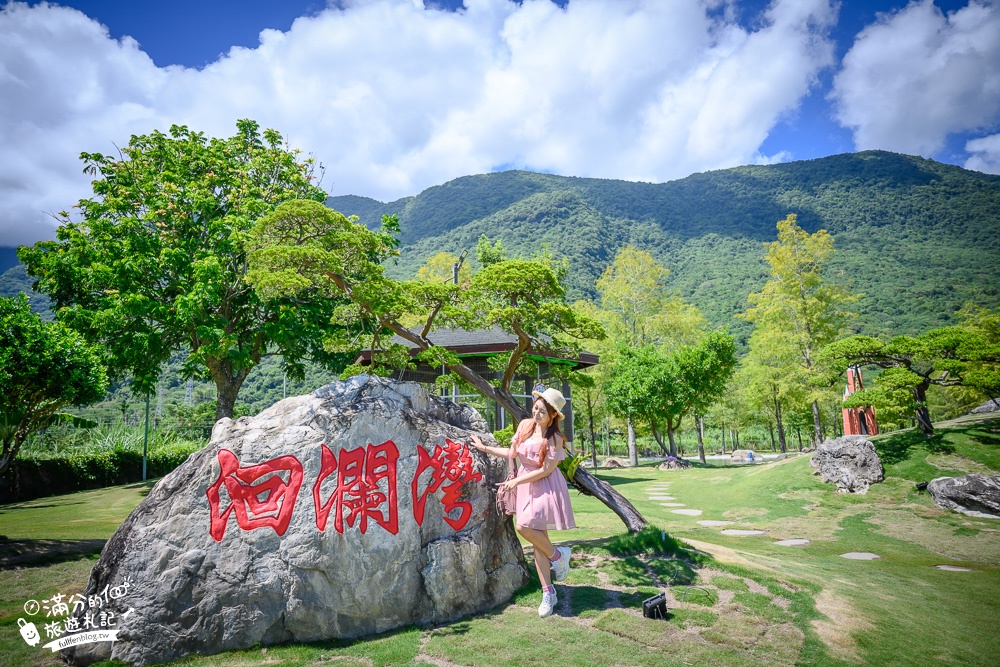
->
[331,151,1000,344]
[3,150,998,423]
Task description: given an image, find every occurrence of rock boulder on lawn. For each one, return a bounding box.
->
[927,474,1000,518]
[657,457,692,470]
[810,436,884,493]
[63,375,527,666]
[970,398,1000,414]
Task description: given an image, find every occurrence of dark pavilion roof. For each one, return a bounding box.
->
[355,326,599,368]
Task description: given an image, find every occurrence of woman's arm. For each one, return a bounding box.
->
[469,434,511,459]
[496,436,564,490]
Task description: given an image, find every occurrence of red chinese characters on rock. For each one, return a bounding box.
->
[313,440,399,535]
[207,438,483,541]
[206,449,304,541]
[412,438,484,530]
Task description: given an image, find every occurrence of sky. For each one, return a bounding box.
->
[1,0,999,247]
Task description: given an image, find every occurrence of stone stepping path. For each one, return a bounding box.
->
[933,565,976,571]
[697,520,734,527]
[648,495,675,500]
[720,529,766,536]
[774,539,810,547]
[659,502,686,507]
[840,552,881,560]
[671,509,703,516]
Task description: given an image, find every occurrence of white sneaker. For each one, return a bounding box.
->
[551,546,571,582]
[538,590,557,617]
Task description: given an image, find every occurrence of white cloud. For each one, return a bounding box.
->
[831,0,1000,155]
[0,0,837,246]
[965,133,1000,173]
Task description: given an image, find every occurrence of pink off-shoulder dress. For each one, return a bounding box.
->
[514,434,577,531]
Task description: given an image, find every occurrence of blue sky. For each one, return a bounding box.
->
[1,0,998,246]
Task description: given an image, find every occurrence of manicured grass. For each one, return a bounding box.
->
[0,481,154,540]
[1,415,997,666]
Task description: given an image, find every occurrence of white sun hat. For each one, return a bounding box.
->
[532,387,566,419]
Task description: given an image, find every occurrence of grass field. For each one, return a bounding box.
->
[1,415,998,667]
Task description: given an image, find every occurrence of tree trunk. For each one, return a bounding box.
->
[627,416,638,467]
[796,426,803,451]
[208,359,251,422]
[667,426,677,458]
[768,422,776,452]
[696,415,706,464]
[912,381,934,435]
[587,394,598,470]
[720,421,726,454]
[649,422,669,456]
[811,399,823,445]
[573,467,647,532]
[775,401,787,453]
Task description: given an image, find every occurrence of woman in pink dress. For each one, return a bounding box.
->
[470,387,576,617]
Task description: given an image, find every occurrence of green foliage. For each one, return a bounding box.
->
[605,525,709,563]
[0,265,51,317]
[18,120,341,422]
[605,331,737,455]
[475,234,507,267]
[247,199,605,414]
[492,422,515,448]
[0,295,107,476]
[596,245,705,349]
[4,424,202,501]
[741,214,859,441]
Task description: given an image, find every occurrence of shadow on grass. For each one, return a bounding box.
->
[0,538,105,569]
[969,427,1000,447]
[604,526,710,566]
[0,500,88,511]
[123,480,157,498]
[874,429,951,464]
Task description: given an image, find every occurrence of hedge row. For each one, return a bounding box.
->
[0,446,200,504]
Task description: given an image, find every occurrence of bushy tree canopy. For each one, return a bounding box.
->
[742,214,858,443]
[19,120,346,420]
[1,295,107,475]
[821,322,1000,434]
[605,330,736,457]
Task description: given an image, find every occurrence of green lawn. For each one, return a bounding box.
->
[1,415,998,667]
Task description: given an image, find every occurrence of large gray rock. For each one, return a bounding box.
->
[64,376,527,666]
[970,398,1000,414]
[927,474,1000,518]
[810,436,884,493]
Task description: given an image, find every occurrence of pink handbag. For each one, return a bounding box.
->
[496,452,518,516]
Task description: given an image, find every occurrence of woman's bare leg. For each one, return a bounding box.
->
[517,525,555,587]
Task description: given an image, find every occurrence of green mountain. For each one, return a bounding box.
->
[329,151,1000,345]
[4,151,998,423]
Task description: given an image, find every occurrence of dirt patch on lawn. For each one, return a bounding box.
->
[812,588,873,663]
[683,539,779,573]
[866,510,1000,565]
[925,453,996,475]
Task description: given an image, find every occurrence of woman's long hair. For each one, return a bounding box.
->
[511,398,563,466]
